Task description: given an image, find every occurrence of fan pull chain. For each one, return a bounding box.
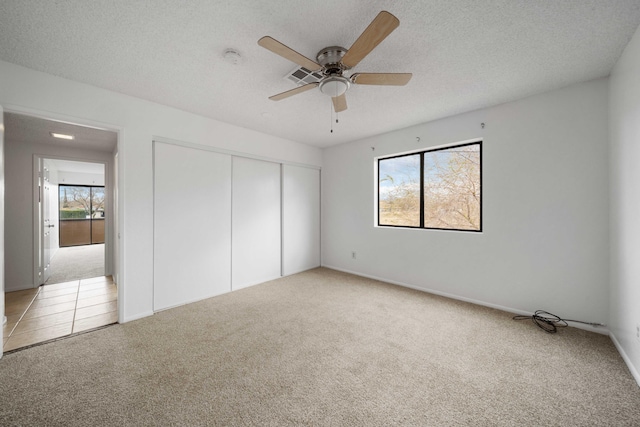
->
[335,91,339,124]
[330,98,333,133]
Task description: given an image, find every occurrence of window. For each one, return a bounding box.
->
[59,185,106,246]
[377,141,482,231]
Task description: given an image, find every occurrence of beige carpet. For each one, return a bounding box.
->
[1,268,639,426]
[45,243,105,285]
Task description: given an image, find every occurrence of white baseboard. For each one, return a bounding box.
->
[232,275,282,291]
[610,332,640,388]
[120,311,154,324]
[321,264,609,336]
[5,284,38,293]
[282,264,322,277]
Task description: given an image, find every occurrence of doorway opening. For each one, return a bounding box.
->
[43,163,107,285]
[2,112,119,353]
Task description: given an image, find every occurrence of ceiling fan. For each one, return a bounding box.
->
[258,11,412,113]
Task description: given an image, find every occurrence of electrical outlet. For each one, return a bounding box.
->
[351,251,356,259]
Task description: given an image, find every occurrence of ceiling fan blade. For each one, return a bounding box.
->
[351,73,412,86]
[258,36,321,71]
[269,82,319,101]
[332,94,347,112]
[341,11,400,68]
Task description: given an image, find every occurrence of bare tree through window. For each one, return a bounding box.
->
[379,153,420,226]
[59,185,106,246]
[378,142,481,231]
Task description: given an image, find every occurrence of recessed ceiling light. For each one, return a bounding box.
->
[50,132,75,140]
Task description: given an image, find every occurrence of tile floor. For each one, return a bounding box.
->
[3,276,117,352]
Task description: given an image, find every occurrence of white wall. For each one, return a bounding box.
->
[609,24,640,384]
[57,171,104,186]
[4,138,113,291]
[0,60,322,322]
[322,78,610,327]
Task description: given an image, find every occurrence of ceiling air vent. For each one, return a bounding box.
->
[284,66,323,86]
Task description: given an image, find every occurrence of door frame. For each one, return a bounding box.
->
[1,105,5,357]
[1,104,122,327]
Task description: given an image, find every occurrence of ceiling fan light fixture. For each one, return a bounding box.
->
[319,76,350,97]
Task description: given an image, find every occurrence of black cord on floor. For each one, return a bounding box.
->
[512,310,605,333]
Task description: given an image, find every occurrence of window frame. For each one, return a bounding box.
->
[376,140,482,232]
[59,184,106,246]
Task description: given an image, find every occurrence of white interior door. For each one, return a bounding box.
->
[153,142,232,311]
[1,105,5,353]
[283,165,320,275]
[232,157,281,290]
[42,164,52,283]
[34,157,44,285]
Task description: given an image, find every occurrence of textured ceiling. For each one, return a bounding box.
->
[4,112,117,153]
[1,1,639,148]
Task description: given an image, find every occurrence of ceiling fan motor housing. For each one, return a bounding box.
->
[316,46,349,73]
[316,46,350,97]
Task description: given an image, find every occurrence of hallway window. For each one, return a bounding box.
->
[59,185,105,246]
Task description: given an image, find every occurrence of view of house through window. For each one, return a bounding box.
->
[59,185,106,246]
[378,141,481,231]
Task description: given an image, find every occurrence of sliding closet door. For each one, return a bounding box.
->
[154,142,231,311]
[232,157,281,290]
[283,165,320,275]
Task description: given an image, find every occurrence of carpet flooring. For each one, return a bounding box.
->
[1,268,639,426]
[45,244,105,285]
